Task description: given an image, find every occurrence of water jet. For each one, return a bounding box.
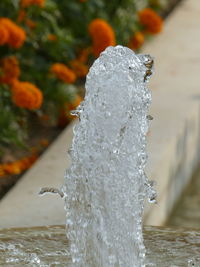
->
[62,46,156,266]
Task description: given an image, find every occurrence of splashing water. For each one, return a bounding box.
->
[62,46,156,267]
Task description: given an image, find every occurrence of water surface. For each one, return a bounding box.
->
[0,225,199,266]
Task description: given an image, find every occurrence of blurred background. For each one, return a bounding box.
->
[0,0,200,230]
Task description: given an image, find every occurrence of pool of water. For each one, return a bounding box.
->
[0,225,199,266]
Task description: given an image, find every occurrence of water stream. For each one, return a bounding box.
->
[62,46,156,266]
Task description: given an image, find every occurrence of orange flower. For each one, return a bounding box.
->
[18,158,30,171]
[0,166,5,176]
[17,9,26,23]
[88,19,116,57]
[128,32,145,50]
[0,18,26,48]
[21,153,38,169]
[40,139,49,147]
[50,63,76,83]
[47,34,57,41]
[20,0,45,8]
[18,154,37,171]
[77,47,91,63]
[0,152,38,177]
[138,8,163,34]
[3,162,21,175]
[0,24,9,45]
[11,80,43,110]
[57,108,68,128]
[69,60,88,78]
[26,19,36,29]
[0,56,20,85]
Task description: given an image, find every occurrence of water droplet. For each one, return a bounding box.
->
[148,196,157,204]
[66,219,73,226]
[146,114,153,120]
[113,148,120,154]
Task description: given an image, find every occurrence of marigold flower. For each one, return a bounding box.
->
[138,8,163,34]
[40,139,49,147]
[88,19,116,57]
[20,0,45,8]
[69,60,88,78]
[18,154,37,171]
[23,153,38,168]
[78,47,91,63]
[128,32,145,50]
[11,80,43,110]
[0,18,26,48]
[17,9,26,23]
[0,56,20,85]
[47,34,57,41]
[57,109,68,128]
[10,163,21,174]
[0,152,38,177]
[18,158,30,170]
[50,63,76,83]
[26,19,36,29]
[0,166,5,176]
[3,162,21,175]
[0,24,9,45]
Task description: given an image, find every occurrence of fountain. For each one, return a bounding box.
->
[62,45,156,266]
[0,46,200,267]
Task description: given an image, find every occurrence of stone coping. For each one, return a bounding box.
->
[0,225,199,266]
[0,0,200,228]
